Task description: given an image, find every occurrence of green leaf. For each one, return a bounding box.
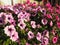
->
[20,39,26,45]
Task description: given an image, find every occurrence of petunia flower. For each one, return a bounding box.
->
[4,25,16,36]
[0,17,5,25]
[46,2,51,8]
[31,21,36,28]
[40,8,46,15]
[41,19,48,25]
[6,13,14,23]
[28,31,34,39]
[51,30,56,35]
[36,32,41,41]
[37,24,41,28]
[52,36,58,44]
[50,21,53,27]
[10,31,19,41]
[46,14,52,19]
[26,42,30,45]
[43,30,49,38]
[43,37,49,45]
[18,21,26,30]
[57,21,60,29]
[10,20,16,26]
[56,15,60,21]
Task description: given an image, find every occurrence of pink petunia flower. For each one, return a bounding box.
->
[37,24,41,28]
[28,31,34,39]
[50,21,53,27]
[10,20,16,26]
[6,13,14,23]
[31,21,36,28]
[4,25,16,36]
[2,5,13,11]
[36,32,41,41]
[52,37,58,44]
[40,8,46,15]
[0,12,8,24]
[18,11,27,19]
[18,21,26,30]
[46,14,52,19]
[32,2,37,7]
[26,42,30,45]
[56,15,60,21]
[51,30,56,35]
[18,11,30,22]
[43,30,49,38]
[57,22,60,29]
[41,19,48,25]
[10,31,19,41]
[43,37,49,45]
[46,2,51,8]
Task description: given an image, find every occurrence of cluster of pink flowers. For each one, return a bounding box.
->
[4,25,19,41]
[28,30,49,45]
[0,0,60,45]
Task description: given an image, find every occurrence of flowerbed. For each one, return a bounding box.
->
[0,1,60,45]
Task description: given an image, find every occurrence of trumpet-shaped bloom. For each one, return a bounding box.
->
[28,31,34,39]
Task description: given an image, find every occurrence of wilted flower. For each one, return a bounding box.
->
[28,31,34,39]
[36,32,41,41]
[52,36,58,44]
[31,21,36,28]
[41,19,48,25]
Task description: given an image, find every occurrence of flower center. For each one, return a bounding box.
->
[8,28,12,32]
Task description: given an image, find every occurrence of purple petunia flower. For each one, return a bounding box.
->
[0,12,6,25]
[0,17,4,25]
